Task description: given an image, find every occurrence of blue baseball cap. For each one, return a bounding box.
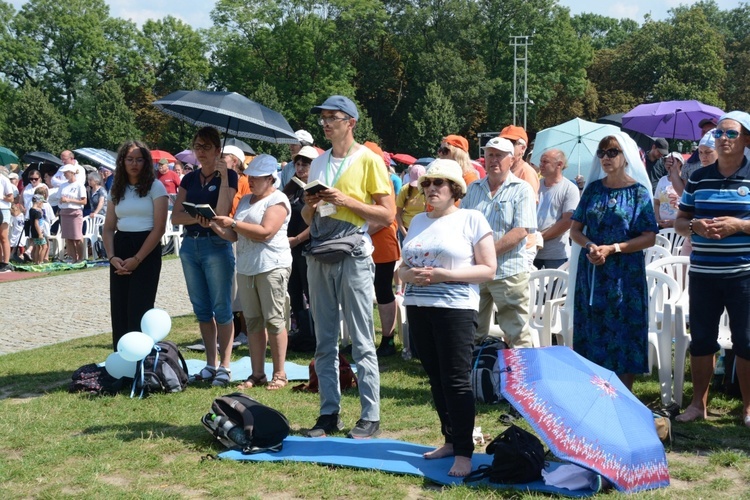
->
[718,110,750,133]
[310,95,359,121]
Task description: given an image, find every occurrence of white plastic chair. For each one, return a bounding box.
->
[161,210,183,256]
[647,256,690,326]
[658,228,686,256]
[644,245,672,266]
[646,269,681,406]
[654,233,671,251]
[47,216,65,261]
[673,307,733,407]
[528,269,569,347]
[81,214,106,260]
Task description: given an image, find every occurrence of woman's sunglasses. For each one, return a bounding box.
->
[596,148,622,159]
[420,178,447,189]
[437,146,451,156]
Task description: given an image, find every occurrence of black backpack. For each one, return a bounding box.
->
[471,338,508,404]
[69,363,126,396]
[131,341,189,398]
[464,424,546,485]
[201,392,291,454]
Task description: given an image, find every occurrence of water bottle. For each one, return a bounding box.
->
[212,414,248,446]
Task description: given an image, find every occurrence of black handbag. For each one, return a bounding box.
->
[307,232,364,264]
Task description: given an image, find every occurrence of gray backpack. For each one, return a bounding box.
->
[131,341,189,398]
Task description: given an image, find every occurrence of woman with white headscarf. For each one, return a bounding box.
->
[568,132,658,390]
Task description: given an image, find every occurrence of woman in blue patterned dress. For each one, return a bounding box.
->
[569,133,658,390]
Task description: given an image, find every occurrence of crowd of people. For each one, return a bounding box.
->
[2,99,749,476]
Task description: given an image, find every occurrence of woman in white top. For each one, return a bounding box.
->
[398,159,496,477]
[58,165,88,262]
[102,141,168,350]
[212,155,293,391]
[0,172,15,272]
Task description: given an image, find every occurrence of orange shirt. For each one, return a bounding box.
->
[231,175,251,217]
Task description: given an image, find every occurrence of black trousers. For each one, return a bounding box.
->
[287,246,310,314]
[110,231,162,350]
[407,305,477,457]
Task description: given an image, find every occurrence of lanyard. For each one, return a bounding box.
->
[325,142,355,186]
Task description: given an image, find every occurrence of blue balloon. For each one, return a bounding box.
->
[140,308,172,342]
[117,331,155,362]
[105,351,137,379]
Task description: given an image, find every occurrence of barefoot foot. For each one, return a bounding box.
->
[448,456,473,477]
[423,443,454,460]
[675,405,706,422]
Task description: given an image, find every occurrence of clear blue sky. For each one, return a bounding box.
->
[8,0,743,29]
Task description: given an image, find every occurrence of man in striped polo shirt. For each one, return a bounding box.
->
[462,137,537,347]
[675,110,750,427]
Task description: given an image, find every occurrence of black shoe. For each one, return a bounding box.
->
[348,419,381,439]
[340,343,352,355]
[376,337,396,357]
[0,263,10,273]
[306,414,344,438]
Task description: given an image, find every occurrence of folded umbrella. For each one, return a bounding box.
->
[498,346,670,493]
[622,100,724,141]
[153,90,298,144]
[74,148,117,170]
[530,118,620,181]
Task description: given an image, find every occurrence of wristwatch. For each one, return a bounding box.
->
[614,243,621,253]
[231,221,237,230]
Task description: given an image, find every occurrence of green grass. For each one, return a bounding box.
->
[1,313,749,498]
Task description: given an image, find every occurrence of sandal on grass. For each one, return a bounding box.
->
[267,373,288,391]
[211,367,232,387]
[190,365,216,383]
[237,373,267,389]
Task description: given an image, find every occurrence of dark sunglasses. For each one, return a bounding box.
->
[712,129,741,140]
[29,177,40,181]
[420,178,447,189]
[437,146,451,155]
[596,148,622,159]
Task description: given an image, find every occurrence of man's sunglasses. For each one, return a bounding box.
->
[712,129,741,140]
[596,148,622,159]
[420,178,447,188]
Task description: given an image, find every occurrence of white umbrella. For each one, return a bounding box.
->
[74,148,117,170]
[530,118,620,181]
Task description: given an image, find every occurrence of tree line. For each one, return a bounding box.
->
[0,0,747,163]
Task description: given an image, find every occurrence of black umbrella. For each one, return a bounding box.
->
[223,137,256,156]
[597,113,655,152]
[152,90,298,144]
[22,151,63,167]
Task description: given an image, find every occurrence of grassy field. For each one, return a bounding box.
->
[1,313,749,499]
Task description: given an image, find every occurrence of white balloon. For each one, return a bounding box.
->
[117,331,155,362]
[105,351,137,379]
[140,308,172,342]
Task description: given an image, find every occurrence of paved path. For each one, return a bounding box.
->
[0,259,194,355]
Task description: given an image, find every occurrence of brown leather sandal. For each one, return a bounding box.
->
[237,373,267,389]
[266,373,288,391]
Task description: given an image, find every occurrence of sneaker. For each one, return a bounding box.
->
[377,337,396,357]
[0,263,10,273]
[306,414,344,438]
[235,332,248,345]
[348,419,381,439]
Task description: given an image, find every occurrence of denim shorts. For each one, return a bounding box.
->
[179,234,235,324]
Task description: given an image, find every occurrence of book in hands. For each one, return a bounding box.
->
[300,179,331,195]
[182,202,217,219]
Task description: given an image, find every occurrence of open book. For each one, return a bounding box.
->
[182,202,217,219]
[291,178,331,195]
